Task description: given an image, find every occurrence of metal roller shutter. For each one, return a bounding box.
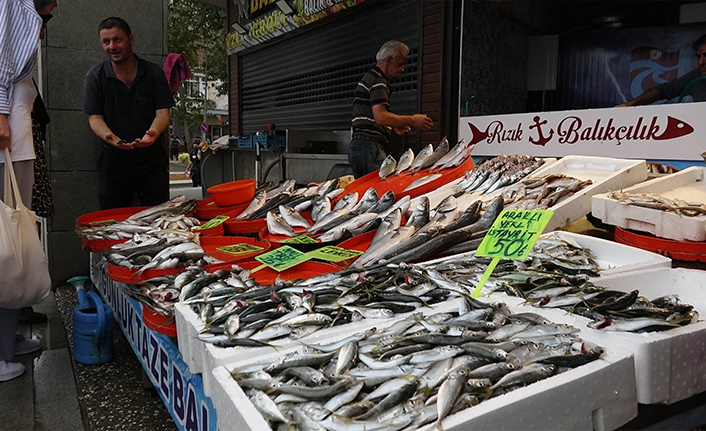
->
[239,1,421,135]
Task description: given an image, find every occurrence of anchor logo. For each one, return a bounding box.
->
[528,116,554,146]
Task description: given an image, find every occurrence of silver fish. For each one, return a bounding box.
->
[249,389,289,423]
[409,144,434,173]
[379,155,397,180]
[279,205,311,228]
[318,212,378,242]
[334,192,359,211]
[395,148,415,175]
[351,187,379,213]
[402,174,442,192]
[267,211,296,237]
[310,196,331,222]
[370,209,402,246]
[436,365,470,426]
[430,138,466,171]
[236,190,266,220]
[377,195,411,220]
[367,190,396,214]
[336,341,358,374]
[324,381,365,412]
[418,137,449,171]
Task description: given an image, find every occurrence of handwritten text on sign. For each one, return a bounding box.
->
[477,210,554,260]
[255,246,312,272]
[281,235,319,244]
[193,215,229,230]
[307,246,363,263]
[215,243,264,256]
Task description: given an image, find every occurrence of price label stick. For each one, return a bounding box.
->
[472,209,553,298]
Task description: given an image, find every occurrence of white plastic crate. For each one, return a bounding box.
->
[500,268,706,405]
[592,166,706,241]
[210,300,637,431]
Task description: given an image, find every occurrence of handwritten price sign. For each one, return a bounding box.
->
[281,235,319,244]
[307,246,363,263]
[215,243,264,256]
[193,215,229,230]
[253,245,312,272]
[472,209,553,297]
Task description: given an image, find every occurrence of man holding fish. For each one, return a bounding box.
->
[348,40,434,179]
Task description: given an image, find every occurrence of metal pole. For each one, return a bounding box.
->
[201,55,208,142]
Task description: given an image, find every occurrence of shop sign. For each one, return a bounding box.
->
[93,257,218,431]
[459,102,706,161]
[226,0,365,54]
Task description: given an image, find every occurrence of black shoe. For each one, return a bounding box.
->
[18,307,48,325]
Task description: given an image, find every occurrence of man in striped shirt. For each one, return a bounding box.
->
[348,40,433,178]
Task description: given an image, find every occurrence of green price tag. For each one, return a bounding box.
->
[472,209,553,298]
[215,243,264,256]
[194,215,229,230]
[307,246,363,262]
[281,235,319,244]
[254,245,312,272]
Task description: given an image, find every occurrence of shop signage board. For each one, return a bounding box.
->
[90,255,218,431]
[459,102,706,161]
[226,0,366,54]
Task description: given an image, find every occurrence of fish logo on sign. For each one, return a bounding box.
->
[629,46,680,100]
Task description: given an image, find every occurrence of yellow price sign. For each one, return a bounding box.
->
[194,215,229,231]
[215,243,264,256]
[254,246,313,272]
[281,235,319,244]
[307,246,363,263]
[473,209,553,298]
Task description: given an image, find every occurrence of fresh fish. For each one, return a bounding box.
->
[351,188,379,213]
[127,195,187,222]
[370,209,402,246]
[308,208,353,235]
[279,205,310,229]
[249,389,288,423]
[403,174,443,192]
[379,155,397,180]
[310,196,331,222]
[318,212,378,242]
[336,342,358,374]
[430,138,466,171]
[378,195,411,220]
[436,365,469,427]
[281,366,328,387]
[418,137,450,171]
[409,144,434,173]
[267,211,296,237]
[406,197,430,229]
[334,192,359,211]
[236,190,266,220]
[324,381,365,412]
[367,190,395,214]
[395,148,415,175]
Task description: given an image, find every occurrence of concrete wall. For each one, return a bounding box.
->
[40,0,168,286]
[460,1,533,116]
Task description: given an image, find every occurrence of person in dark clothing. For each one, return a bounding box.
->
[617,34,706,106]
[348,40,433,178]
[82,17,174,209]
[184,142,201,187]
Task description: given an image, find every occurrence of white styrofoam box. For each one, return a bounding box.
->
[500,268,706,405]
[210,299,637,431]
[177,300,459,397]
[419,231,670,278]
[592,166,706,241]
[527,155,647,231]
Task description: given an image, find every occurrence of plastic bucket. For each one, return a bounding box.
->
[72,291,113,364]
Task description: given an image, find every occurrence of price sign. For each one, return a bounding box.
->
[215,243,264,256]
[472,209,553,298]
[193,215,229,231]
[307,246,363,263]
[281,235,319,244]
[253,245,312,272]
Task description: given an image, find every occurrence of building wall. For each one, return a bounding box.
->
[461,1,533,116]
[41,0,168,285]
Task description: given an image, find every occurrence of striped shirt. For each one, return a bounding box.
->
[0,0,41,115]
[352,66,391,146]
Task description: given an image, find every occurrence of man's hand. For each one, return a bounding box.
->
[104,132,134,150]
[410,114,433,131]
[614,103,630,108]
[0,114,11,151]
[393,126,411,136]
[133,129,158,149]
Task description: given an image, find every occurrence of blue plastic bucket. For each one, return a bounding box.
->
[71,286,113,365]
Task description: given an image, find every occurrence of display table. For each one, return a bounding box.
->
[90,253,218,431]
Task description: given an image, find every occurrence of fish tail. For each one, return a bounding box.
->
[268,343,281,351]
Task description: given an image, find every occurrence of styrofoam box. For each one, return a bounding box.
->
[497,268,706,405]
[592,166,706,241]
[210,300,637,431]
[420,231,670,278]
[175,300,456,397]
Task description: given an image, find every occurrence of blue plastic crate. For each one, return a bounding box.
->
[237,135,254,149]
[252,134,286,149]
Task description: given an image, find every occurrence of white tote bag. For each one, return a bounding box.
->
[0,149,51,308]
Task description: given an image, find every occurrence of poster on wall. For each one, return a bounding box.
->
[459,102,706,161]
[555,23,706,110]
[226,0,366,54]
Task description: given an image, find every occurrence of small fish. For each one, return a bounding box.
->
[236,190,266,220]
[403,174,442,192]
[334,192,359,211]
[279,205,310,229]
[395,148,415,175]
[266,211,296,237]
[379,155,397,180]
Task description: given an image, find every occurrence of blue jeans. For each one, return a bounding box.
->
[348,137,386,179]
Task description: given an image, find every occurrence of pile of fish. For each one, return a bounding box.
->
[236,178,344,221]
[229,298,604,430]
[377,137,475,182]
[608,191,706,217]
[420,233,700,333]
[77,196,198,240]
[454,155,545,196]
[353,196,504,267]
[501,174,593,210]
